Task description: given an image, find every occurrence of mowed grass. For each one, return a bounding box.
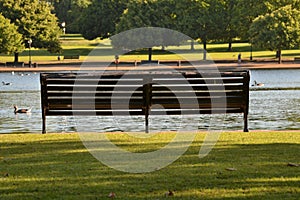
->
[1,34,300,63]
[0,131,299,199]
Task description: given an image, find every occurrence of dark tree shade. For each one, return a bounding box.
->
[78,0,128,40]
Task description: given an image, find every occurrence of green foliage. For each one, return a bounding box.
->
[46,0,300,54]
[114,0,189,50]
[0,0,62,53]
[116,0,176,31]
[78,0,128,40]
[111,27,187,51]
[249,5,300,51]
[264,0,300,11]
[235,0,269,40]
[172,0,208,40]
[0,14,24,54]
[50,0,92,33]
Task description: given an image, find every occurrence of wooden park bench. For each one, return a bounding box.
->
[63,55,80,60]
[294,57,300,63]
[40,70,250,133]
[6,62,24,67]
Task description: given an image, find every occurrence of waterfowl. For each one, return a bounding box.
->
[2,81,12,86]
[252,80,264,87]
[14,105,32,114]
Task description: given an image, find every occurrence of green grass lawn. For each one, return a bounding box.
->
[1,131,299,199]
[1,34,300,63]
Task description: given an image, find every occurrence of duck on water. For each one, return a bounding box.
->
[14,105,32,114]
[2,81,12,86]
[252,80,264,87]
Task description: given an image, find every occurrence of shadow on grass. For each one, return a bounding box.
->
[0,134,299,199]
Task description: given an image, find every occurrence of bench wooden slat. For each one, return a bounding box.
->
[46,85,144,92]
[45,85,244,92]
[46,110,144,116]
[44,77,245,85]
[152,85,244,91]
[149,108,243,115]
[46,91,243,98]
[41,71,249,80]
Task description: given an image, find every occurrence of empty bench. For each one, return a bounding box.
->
[63,55,80,60]
[6,62,25,67]
[40,70,250,133]
[294,57,300,63]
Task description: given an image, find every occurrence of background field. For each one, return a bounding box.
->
[1,131,299,199]
[1,34,300,64]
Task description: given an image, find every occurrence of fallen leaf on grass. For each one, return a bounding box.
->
[226,168,237,171]
[1,172,9,177]
[108,192,116,198]
[165,190,174,197]
[287,163,299,167]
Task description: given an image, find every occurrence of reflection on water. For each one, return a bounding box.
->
[0,70,299,133]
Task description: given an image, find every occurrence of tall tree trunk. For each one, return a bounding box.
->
[148,47,152,62]
[278,49,282,64]
[203,40,207,61]
[228,41,232,52]
[14,52,19,63]
[190,40,195,50]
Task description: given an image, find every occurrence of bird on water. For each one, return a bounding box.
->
[2,81,12,86]
[252,80,264,87]
[14,105,32,114]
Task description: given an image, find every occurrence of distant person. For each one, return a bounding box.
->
[115,55,119,67]
[238,53,242,63]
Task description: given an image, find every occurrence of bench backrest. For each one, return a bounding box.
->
[40,70,249,133]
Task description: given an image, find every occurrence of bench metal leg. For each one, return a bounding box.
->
[243,113,249,132]
[145,114,149,133]
[42,108,46,134]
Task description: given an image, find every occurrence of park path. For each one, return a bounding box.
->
[0,61,300,72]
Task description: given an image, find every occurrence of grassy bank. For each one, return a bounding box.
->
[1,34,300,63]
[1,131,299,199]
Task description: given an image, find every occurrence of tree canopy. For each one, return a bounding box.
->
[0,14,23,54]
[78,0,128,40]
[249,5,300,63]
[1,0,300,62]
[49,0,92,33]
[0,0,62,60]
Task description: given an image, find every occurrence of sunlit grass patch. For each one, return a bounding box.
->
[1,34,300,63]
[0,131,299,199]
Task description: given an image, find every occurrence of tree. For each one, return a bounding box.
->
[0,14,24,55]
[49,0,92,33]
[249,5,300,63]
[115,0,186,61]
[264,0,300,11]
[173,0,206,49]
[235,0,269,40]
[78,0,128,40]
[0,0,62,62]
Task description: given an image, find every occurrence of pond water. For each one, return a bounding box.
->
[0,69,299,133]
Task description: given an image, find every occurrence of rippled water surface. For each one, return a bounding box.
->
[0,69,299,133]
